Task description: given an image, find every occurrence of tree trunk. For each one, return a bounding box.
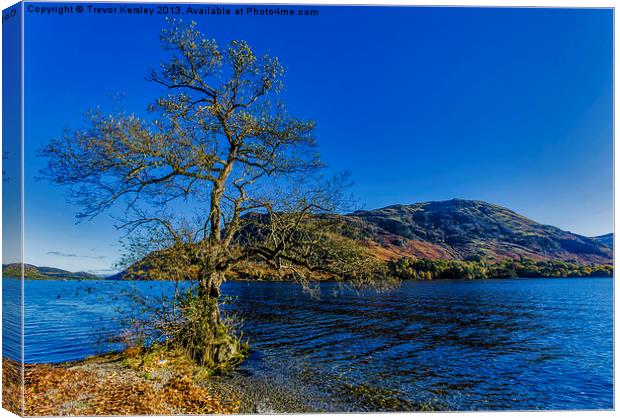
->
[182,269,244,369]
[200,269,223,299]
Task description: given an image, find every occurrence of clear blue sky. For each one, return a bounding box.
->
[20,5,613,273]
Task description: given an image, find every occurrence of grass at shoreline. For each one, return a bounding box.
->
[3,348,240,416]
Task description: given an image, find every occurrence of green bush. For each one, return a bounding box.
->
[388,257,613,280]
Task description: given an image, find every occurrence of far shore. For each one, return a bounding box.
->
[7,275,614,282]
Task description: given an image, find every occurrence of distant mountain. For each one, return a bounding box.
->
[2,264,98,280]
[591,233,613,249]
[344,199,613,265]
[113,199,613,281]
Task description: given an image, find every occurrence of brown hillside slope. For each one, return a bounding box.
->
[346,199,612,264]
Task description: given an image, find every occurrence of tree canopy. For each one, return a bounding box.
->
[41,20,386,288]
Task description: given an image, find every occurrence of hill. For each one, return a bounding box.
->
[591,233,613,248]
[344,199,612,265]
[2,264,99,280]
[113,199,612,281]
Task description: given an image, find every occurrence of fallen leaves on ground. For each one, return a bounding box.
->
[2,358,23,415]
[2,351,239,416]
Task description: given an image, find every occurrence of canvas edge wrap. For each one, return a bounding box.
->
[2,2,25,416]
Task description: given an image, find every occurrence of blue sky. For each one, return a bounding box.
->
[20,5,613,273]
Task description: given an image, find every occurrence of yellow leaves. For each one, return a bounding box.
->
[16,351,240,416]
[2,358,22,415]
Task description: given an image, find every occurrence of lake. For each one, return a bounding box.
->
[2,277,613,411]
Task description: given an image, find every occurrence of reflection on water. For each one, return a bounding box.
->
[2,277,613,411]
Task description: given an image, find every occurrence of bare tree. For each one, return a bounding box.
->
[41,20,387,368]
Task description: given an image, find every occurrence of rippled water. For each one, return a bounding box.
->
[2,277,613,411]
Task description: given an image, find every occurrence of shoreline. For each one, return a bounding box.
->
[8,275,614,283]
[3,350,443,415]
[3,348,315,416]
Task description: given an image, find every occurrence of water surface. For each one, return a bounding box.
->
[2,277,613,410]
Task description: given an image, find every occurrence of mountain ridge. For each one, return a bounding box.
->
[591,233,614,248]
[343,199,612,265]
[7,199,612,280]
[2,264,99,280]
